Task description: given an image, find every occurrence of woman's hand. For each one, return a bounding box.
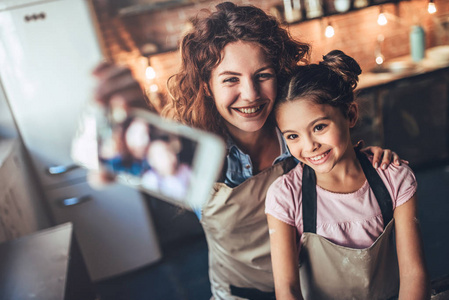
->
[92,61,148,109]
[355,140,407,170]
[88,62,149,188]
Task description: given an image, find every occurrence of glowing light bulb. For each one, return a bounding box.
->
[145,66,156,80]
[149,84,159,93]
[428,1,436,14]
[375,55,384,65]
[325,24,335,38]
[377,13,387,26]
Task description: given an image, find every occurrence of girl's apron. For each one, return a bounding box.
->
[299,150,400,300]
[201,157,297,300]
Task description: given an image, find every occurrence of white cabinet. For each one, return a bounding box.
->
[46,181,161,281]
[0,0,161,281]
[0,139,39,242]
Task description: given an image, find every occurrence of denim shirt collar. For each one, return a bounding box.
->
[224,128,291,188]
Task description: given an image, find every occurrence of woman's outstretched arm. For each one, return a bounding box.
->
[92,61,151,110]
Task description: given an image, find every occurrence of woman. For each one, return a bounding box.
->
[93,3,401,299]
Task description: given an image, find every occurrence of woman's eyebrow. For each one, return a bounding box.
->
[218,65,274,77]
[218,71,241,76]
[255,66,275,73]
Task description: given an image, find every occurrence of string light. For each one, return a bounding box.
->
[325,22,335,38]
[375,55,384,65]
[149,84,159,93]
[145,66,156,80]
[374,34,385,67]
[428,0,437,14]
[377,7,387,26]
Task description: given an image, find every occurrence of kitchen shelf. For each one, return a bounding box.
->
[282,0,407,25]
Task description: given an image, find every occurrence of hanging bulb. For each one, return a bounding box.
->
[145,66,156,80]
[325,23,335,38]
[377,7,387,26]
[375,54,384,65]
[149,84,159,93]
[428,0,436,14]
[375,34,385,67]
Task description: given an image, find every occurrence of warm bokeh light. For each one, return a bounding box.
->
[325,24,335,38]
[150,84,159,93]
[145,66,156,80]
[428,1,437,14]
[376,55,384,65]
[377,13,387,26]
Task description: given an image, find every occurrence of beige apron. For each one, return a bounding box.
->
[201,157,297,300]
[299,150,400,300]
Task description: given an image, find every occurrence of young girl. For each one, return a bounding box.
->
[266,50,429,300]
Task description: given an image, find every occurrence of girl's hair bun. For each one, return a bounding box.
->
[320,50,361,90]
[216,1,236,11]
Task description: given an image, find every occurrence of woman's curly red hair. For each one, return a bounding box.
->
[163,2,310,137]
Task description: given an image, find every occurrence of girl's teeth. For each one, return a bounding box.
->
[310,152,327,161]
[238,106,260,114]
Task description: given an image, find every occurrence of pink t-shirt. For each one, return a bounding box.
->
[265,155,417,250]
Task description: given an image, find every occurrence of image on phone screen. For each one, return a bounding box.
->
[96,109,225,210]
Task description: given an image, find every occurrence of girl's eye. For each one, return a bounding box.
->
[314,124,327,132]
[223,77,239,84]
[256,73,274,81]
[286,134,298,140]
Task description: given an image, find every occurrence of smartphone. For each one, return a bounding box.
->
[73,106,226,210]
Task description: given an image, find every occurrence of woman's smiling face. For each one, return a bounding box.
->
[208,41,277,137]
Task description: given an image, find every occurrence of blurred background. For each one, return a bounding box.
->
[0,0,448,299]
[95,0,449,168]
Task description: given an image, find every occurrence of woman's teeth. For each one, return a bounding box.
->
[236,106,261,114]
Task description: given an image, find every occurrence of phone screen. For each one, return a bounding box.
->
[95,108,225,210]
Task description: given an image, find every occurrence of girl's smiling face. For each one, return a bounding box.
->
[208,41,277,137]
[276,98,357,175]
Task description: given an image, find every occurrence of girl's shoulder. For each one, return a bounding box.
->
[364,154,416,184]
[268,162,304,195]
[265,161,303,225]
[364,153,417,208]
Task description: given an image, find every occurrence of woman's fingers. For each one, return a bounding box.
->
[361,146,387,169]
[391,151,401,166]
[92,62,145,107]
[362,146,409,169]
[368,146,383,169]
[94,69,141,103]
[379,149,393,170]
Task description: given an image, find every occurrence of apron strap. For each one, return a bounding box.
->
[230,285,276,300]
[302,164,317,233]
[355,149,393,228]
[302,149,394,233]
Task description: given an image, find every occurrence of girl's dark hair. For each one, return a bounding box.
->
[275,50,361,118]
[163,2,310,136]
